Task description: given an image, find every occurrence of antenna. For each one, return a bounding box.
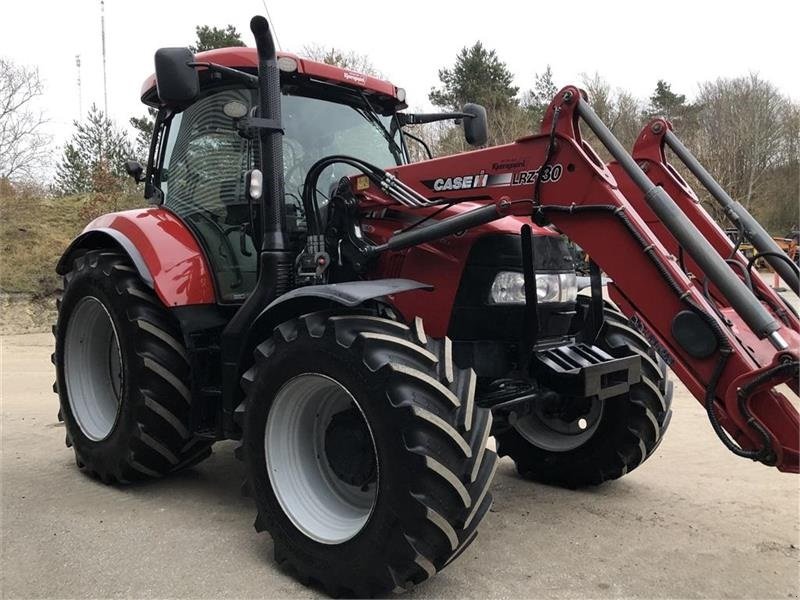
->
[75,55,82,118]
[100,0,108,114]
[260,1,282,50]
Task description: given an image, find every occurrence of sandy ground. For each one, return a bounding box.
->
[0,294,57,336]
[1,332,798,599]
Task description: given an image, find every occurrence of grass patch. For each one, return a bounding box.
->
[0,193,145,295]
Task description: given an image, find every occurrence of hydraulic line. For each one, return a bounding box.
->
[301,155,435,237]
[733,361,799,463]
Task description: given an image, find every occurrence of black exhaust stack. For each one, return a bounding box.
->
[220,15,292,436]
[250,15,288,256]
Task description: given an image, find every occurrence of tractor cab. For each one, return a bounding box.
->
[139,49,408,301]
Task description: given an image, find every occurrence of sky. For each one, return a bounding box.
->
[2,0,799,157]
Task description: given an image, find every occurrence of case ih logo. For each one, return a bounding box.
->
[343,71,367,85]
[423,163,563,192]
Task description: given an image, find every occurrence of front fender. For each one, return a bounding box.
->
[264,279,433,313]
[254,279,433,329]
[56,208,215,306]
[246,278,433,354]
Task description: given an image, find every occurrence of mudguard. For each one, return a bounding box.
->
[56,208,215,306]
[251,278,433,335]
[264,279,433,311]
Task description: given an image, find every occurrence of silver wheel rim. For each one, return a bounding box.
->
[265,373,378,544]
[63,296,124,442]
[514,397,603,452]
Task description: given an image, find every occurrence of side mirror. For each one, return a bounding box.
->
[154,48,199,108]
[124,160,145,183]
[462,103,488,146]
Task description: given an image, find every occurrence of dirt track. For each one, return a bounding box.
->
[1,332,798,599]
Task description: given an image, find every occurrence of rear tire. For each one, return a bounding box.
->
[240,311,497,597]
[53,250,212,483]
[496,298,673,488]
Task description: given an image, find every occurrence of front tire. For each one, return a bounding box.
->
[496,298,673,488]
[53,250,212,483]
[240,311,497,597]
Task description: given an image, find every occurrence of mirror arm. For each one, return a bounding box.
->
[397,111,473,126]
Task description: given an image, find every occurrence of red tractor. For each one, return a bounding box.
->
[53,16,799,596]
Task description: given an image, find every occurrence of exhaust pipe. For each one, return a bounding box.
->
[220,16,293,435]
[250,15,288,254]
[662,129,799,296]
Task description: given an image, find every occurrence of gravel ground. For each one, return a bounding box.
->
[1,331,798,599]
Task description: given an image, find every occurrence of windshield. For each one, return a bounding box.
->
[159,86,404,302]
[281,94,404,203]
[161,88,405,213]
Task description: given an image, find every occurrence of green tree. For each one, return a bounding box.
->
[55,104,134,196]
[429,42,519,111]
[189,25,245,53]
[645,80,693,128]
[130,108,157,163]
[430,42,524,150]
[523,65,558,128]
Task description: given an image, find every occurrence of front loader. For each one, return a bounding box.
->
[52,14,799,597]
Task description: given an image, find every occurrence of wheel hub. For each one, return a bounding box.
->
[513,394,604,452]
[539,395,595,429]
[324,407,377,488]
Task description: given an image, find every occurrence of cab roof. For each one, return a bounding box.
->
[140,47,405,109]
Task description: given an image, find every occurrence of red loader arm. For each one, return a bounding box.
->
[359,86,799,472]
[536,88,799,472]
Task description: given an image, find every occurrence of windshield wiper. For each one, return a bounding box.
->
[355,91,404,164]
[188,62,258,86]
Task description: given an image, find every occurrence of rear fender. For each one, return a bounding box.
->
[56,208,215,306]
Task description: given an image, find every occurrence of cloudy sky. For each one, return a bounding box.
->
[2,0,799,153]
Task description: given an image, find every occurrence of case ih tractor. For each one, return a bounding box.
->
[53,16,799,596]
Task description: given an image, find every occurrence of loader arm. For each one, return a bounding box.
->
[354,86,799,472]
[536,90,798,473]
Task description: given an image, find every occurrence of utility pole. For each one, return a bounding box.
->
[100,0,108,114]
[75,55,82,118]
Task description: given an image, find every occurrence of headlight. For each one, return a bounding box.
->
[489,271,578,305]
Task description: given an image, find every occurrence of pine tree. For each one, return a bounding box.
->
[645,80,690,123]
[189,25,245,53]
[55,104,134,196]
[429,42,519,111]
[523,65,558,126]
[429,42,525,149]
[130,108,158,163]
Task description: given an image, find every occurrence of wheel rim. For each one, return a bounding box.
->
[265,373,378,544]
[63,296,124,442]
[514,396,604,452]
